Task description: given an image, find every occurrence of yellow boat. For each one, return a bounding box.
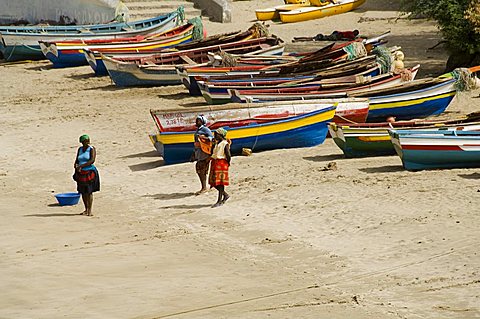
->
[255,3,310,21]
[279,0,366,23]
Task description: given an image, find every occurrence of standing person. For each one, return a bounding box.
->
[191,115,213,195]
[209,128,231,208]
[74,134,100,216]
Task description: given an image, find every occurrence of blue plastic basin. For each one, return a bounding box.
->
[55,192,81,206]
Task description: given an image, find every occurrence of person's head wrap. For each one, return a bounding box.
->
[215,127,227,138]
[79,134,90,143]
[196,115,207,125]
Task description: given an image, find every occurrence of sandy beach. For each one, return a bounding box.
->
[1,0,479,318]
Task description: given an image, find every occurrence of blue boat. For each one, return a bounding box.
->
[149,106,336,164]
[197,65,382,104]
[39,19,202,68]
[389,128,480,170]
[364,78,457,121]
[0,8,184,61]
[0,10,183,35]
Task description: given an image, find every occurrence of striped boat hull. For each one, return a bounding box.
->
[149,107,336,164]
[389,129,480,170]
[0,10,181,61]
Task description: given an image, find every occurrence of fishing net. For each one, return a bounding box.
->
[451,68,479,91]
[343,42,367,61]
[176,6,185,23]
[188,17,204,41]
[219,51,238,67]
[372,46,393,74]
[248,23,270,38]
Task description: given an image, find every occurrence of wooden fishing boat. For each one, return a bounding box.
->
[178,52,380,98]
[0,11,184,35]
[229,65,420,104]
[40,19,203,68]
[84,30,244,76]
[279,0,366,23]
[389,128,480,170]
[85,26,280,76]
[150,98,368,133]
[197,63,384,104]
[149,106,336,164]
[329,113,480,158]
[0,8,184,61]
[103,37,284,87]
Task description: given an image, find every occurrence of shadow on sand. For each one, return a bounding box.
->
[121,150,159,159]
[129,160,165,172]
[303,154,345,162]
[144,192,194,200]
[25,212,81,217]
[24,63,53,71]
[359,165,405,173]
[458,172,480,180]
[65,72,96,80]
[159,204,211,209]
[158,92,191,100]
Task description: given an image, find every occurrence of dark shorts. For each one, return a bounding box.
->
[196,159,210,176]
[76,169,100,194]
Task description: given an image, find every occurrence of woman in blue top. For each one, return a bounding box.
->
[74,134,100,216]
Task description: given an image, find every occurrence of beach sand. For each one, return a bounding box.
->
[1,0,479,318]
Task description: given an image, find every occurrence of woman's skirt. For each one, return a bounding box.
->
[209,159,229,187]
[76,168,100,194]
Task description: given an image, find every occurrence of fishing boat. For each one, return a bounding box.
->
[279,0,366,23]
[0,13,176,35]
[230,66,478,123]
[149,106,336,164]
[84,29,245,76]
[40,18,203,68]
[150,98,368,133]
[86,24,281,76]
[0,7,184,61]
[353,65,480,121]
[197,63,386,104]
[329,113,480,158]
[389,129,480,170]
[103,37,284,87]
[179,52,378,98]
[228,65,420,103]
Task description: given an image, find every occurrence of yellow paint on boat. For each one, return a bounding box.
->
[255,3,310,21]
[370,92,456,111]
[156,108,336,145]
[357,135,390,142]
[279,0,366,23]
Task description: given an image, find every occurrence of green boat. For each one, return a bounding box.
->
[328,112,480,158]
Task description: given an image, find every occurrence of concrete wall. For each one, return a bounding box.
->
[0,0,121,25]
[191,0,231,23]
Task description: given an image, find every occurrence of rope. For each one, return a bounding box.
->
[248,22,270,38]
[342,42,367,61]
[188,17,204,41]
[451,68,477,92]
[219,51,238,67]
[176,6,185,23]
[371,45,393,74]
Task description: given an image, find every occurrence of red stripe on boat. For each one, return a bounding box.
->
[402,145,462,151]
[62,50,81,54]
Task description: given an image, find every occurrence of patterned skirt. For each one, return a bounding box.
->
[76,168,100,194]
[209,159,229,187]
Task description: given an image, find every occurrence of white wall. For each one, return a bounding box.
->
[0,0,121,25]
